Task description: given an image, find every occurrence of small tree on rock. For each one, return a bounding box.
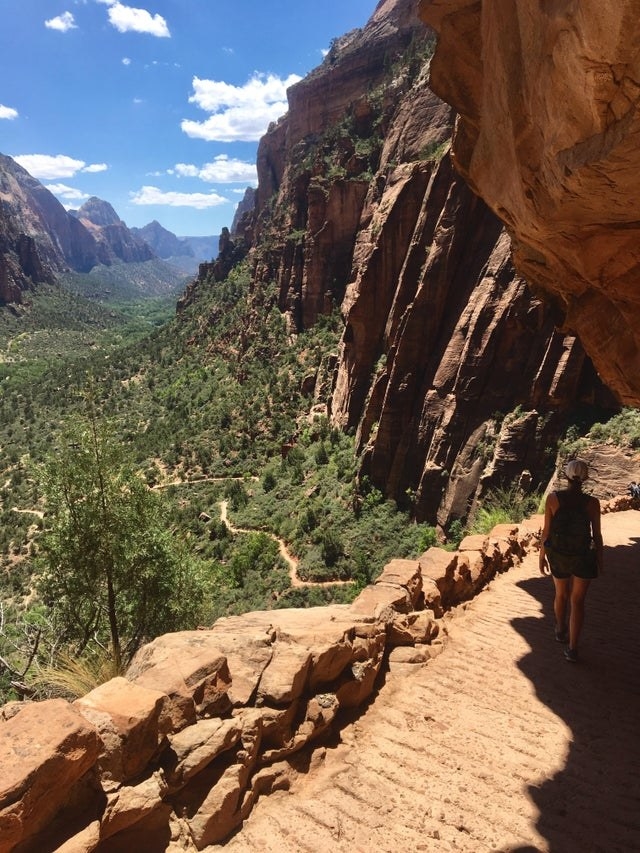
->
[37,407,208,671]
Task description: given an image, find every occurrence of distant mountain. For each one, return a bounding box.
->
[179,235,219,261]
[0,154,191,306]
[71,197,122,227]
[132,224,219,276]
[70,197,155,264]
[0,153,107,303]
[131,220,194,260]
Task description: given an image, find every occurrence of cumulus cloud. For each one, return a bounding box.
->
[130,186,228,209]
[122,57,131,65]
[181,72,301,142]
[45,183,91,201]
[12,154,108,179]
[173,155,257,184]
[98,1,170,37]
[0,105,18,120]
[45,11,77,32]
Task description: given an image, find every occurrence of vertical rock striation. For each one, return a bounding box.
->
[242,0,615,527]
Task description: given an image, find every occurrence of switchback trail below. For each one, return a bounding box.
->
[217,510,640,852]
[219,500,352,590]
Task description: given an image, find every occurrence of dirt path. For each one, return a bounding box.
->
[219,500,352,590]
[153,476,259,490]
[217,510,640,852]
[10,508,44,519]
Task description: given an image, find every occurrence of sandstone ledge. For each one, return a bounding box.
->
[0,521,537,852]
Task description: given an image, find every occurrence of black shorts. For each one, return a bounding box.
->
[547,549,598,580]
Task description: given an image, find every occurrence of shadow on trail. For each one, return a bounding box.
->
[510,518,640,853]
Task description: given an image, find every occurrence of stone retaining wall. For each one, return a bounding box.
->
[0,519,543,853]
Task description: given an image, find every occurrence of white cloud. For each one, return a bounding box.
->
[45,183,90,201]
[0,105,18,120]
[130,186,228,209]
[173,155,257,185]
[122,57,131,65]
[99,1,170,37]
[182,72,301,142]
[13,154,86,179]
[45,11,77,31]
[173,164,199,178]
[12,154,108,179]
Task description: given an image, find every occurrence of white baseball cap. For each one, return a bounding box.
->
[564,459,589,482]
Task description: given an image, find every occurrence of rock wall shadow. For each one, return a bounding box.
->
[509,537,640,852]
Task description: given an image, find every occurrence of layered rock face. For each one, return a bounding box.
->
[246,0,616,526]
[0,158,158,304]
[251,0,449,330]
[0,154,101,302]
[73,197,156,264]
[330,155,616,525]
[418,0,640,406]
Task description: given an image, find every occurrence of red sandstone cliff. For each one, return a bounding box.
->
[239,0,615,528]
[418,0,640,408]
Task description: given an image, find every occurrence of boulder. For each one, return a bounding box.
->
[387,610,438,647]
[257,644,313,706]
[350,582,412,618]
[164,718,242,789]
[100,775,166,840]
[75,677,166,785]
[55,820,101,853]
[127,632,233,729]
[375,558,424,608]
[0,699,100,853]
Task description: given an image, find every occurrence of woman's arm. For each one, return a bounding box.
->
[539,492,558,575]
[588,497,604,574]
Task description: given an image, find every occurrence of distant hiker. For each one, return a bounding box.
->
[539,459,603,663]
[628,481,640,500]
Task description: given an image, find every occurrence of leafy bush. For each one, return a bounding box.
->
[468,485,542,535]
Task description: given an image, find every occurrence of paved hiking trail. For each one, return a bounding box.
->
[219,510,640,852]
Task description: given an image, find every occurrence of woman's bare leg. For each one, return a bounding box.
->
[568,577,591,651]
[552,576,570,635]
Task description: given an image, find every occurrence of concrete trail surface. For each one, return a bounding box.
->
[217,511,640,852]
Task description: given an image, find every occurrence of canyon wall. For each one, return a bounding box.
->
[418,0,640,407]
[245,0,616,528]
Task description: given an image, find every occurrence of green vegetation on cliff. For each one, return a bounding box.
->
[0,265,436,702]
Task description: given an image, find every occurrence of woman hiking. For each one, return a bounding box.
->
[539,459,603,662]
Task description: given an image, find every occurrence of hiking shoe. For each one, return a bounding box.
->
[564,647,578,663]
[555,627,569,644]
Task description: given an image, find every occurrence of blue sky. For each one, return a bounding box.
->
[0,0,377,236]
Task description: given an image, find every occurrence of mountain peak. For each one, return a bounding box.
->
[76,196,122,228]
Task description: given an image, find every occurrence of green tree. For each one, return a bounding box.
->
[37,409,209,671]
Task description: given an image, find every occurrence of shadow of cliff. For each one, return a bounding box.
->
[509,536,640,852]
